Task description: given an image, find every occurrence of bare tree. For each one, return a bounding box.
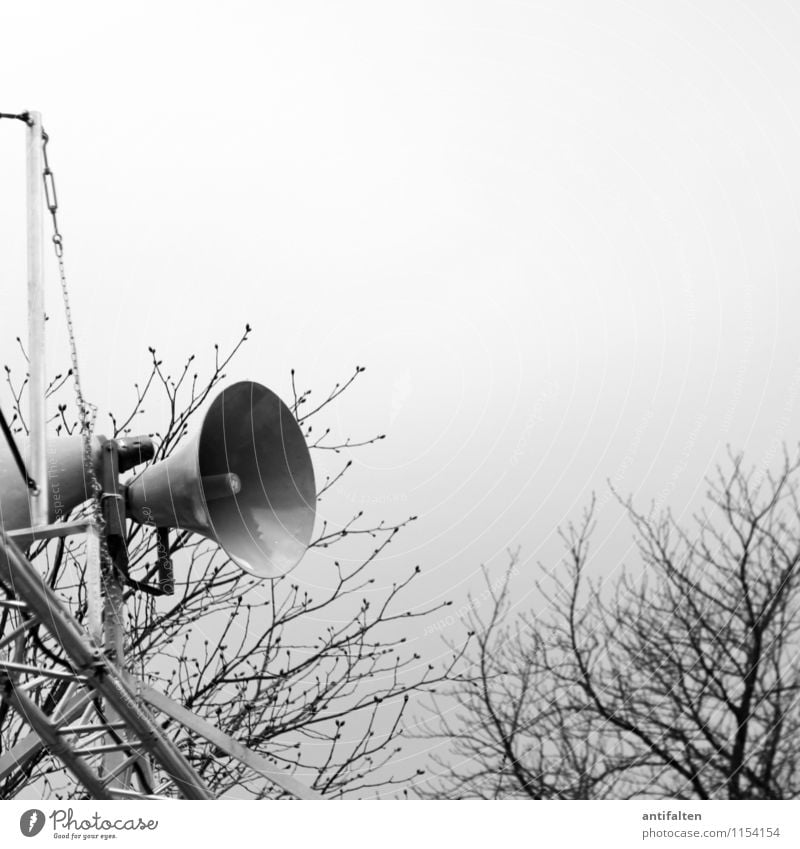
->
[1,327,460,799]
[421,451,800,800]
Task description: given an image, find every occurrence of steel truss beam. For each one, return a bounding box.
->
[0,527,321,800]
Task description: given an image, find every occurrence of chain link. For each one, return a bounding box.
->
[40,130,94,429]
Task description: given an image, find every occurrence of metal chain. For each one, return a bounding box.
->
[2,112,97,472]
[40,127,108,545]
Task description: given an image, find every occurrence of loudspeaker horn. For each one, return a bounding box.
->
[126,381,316,579]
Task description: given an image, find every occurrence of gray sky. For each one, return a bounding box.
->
[2,0,800,790]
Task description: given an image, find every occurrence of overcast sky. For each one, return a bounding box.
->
[2,0,800,791]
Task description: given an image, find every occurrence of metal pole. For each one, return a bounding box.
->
[99,440,129,788]
[103,570,125,668]
[85,526,103,645]
[26,110,48,527]
[102,568,129,790]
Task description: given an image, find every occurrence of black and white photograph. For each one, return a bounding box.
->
[1,2,800,845]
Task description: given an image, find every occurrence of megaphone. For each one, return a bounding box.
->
[0,381,316,579]
[126,381,316,579]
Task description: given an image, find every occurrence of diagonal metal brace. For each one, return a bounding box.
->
[0,530,213,800]
[139,685,324,800]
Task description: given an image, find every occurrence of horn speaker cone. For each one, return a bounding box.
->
[126,381,315,578]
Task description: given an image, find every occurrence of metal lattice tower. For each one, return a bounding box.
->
[0,524,320,799]
[0,111,320,802]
